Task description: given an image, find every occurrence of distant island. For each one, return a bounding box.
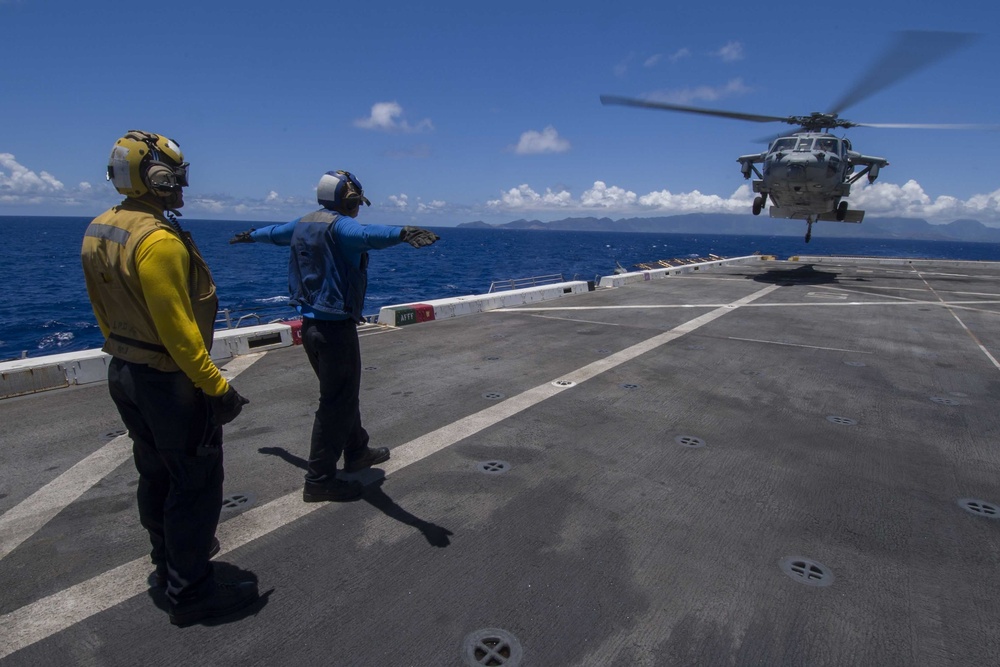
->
[457,214,1000,243]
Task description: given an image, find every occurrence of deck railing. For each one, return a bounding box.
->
[488,273,565,293]
[215,304,298,330]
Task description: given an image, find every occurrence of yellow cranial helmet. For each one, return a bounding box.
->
[107,130,188,198]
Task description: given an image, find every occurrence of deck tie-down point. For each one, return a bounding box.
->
[476,461,511,475]
[826,415,857,426]
[462,628,523,666]
[221,492,256,512]
[780,557,834,587]
[958,498,999,519]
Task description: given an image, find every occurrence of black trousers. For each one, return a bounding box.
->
[107,358,223,604]
[301,318,370,485]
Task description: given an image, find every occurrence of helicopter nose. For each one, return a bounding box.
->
[785,163,807,181]
[781,152,826,181]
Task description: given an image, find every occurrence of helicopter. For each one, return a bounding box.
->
[601,31,994,243]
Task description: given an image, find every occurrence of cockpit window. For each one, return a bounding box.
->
[770,138,796,153]
[795,138,814,151]
[816,138,839,153]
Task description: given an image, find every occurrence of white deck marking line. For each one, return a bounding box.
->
[358,326,400,338]
[809,286,1000,315]
[527,313,626,326]
[912,269,1000,372]
[0,435,132,562]
[831,285,1000,297]
[0,285,779,659]
[726,336,871,354]
[0,353,266,563]
[816,283,997,306]
[498,299,1000,311]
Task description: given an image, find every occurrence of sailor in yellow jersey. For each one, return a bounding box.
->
[81,131,258,626]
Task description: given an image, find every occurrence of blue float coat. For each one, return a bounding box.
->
[250,214,404,321]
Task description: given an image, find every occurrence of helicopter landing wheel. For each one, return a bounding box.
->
[836,201,848,221]
[752,196,764,216]
[805,220,813,243]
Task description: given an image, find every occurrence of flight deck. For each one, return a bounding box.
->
[2,255,999,666]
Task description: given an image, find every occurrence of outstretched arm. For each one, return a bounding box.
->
[400,226,440,248]
[335,218,440,252]
[230,221,297,246]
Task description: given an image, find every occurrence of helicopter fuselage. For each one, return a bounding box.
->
[738,132,888,233]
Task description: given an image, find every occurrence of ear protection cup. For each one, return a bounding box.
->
[335,171,371,208]
[317,170,372,213]
[107,130,187,201]
[339,181,363,210]
[145,163,180,194]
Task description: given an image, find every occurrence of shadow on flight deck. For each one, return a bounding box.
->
[258,447,454,548]
[752,264,842,286]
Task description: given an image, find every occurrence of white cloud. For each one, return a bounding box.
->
[480,179,1000,223]
[354,102,433,133]
[581,181,637,208]
[487,181,751,215]
[388,194,409,211]
[965,190,1000,216]
[614,52,634,78]
[0,153,108,209]
[713,41,744,62]
[189,191,307,217]
[417,199,446,213]
[643,54,662,68]
[852,180,1000,222]
[194,198,229,213]
[638,185,751,213]
[513,126,571,155]
[0,153,65,195]
[668,48,691,63]
[648,78,752,105]
[487,184,574,209]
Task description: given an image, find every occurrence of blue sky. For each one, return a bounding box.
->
[2,0,999,227]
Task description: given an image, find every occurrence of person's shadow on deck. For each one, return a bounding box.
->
[258,446,454,548]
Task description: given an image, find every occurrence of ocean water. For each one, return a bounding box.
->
[3,215,1000,361]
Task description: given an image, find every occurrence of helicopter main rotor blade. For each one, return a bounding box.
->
[853,122,1000,130]
[600,95,790,124]
[828,31,977,116]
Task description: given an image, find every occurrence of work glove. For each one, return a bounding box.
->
[207,386,250,425]
[400,226,440,248]
[229,229,256,244]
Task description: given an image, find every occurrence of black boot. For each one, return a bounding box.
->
[168,579,259,626]
[343,446,390,473]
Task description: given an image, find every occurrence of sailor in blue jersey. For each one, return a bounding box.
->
[230,171,439,502]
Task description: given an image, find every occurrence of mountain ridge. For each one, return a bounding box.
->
[457,214,1000,242]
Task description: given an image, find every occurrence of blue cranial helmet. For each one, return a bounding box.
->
[317,170,371,212]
